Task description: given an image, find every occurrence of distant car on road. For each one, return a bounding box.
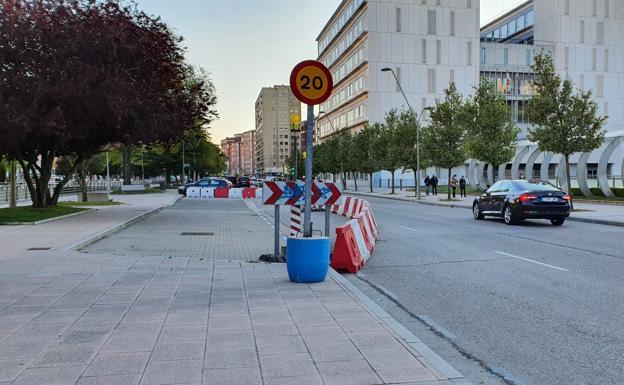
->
[178,177,232,196]
[472,180,571,226]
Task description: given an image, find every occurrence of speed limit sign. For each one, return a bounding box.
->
[289,60,333,105]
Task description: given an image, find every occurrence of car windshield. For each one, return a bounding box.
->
[513,181,560,191]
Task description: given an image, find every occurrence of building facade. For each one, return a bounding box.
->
[220,130,255,175]
[255,85,301,175]
[317,0,624,194]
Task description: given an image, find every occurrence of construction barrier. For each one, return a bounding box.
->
[290,205,302,237]
[186,187,258,199]
[331,197,379,273]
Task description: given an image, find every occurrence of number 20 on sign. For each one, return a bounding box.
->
[289,60,333,105]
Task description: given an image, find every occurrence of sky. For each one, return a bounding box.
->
[135,0,527,144]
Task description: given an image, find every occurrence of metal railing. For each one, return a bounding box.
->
[0,180,123,203]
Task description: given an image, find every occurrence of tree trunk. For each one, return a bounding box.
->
[391,170,395,194]
[78,164,88,202]
[447,168,452,200]
[18,151,55,208]
[342,171,347,191]
[565,154,574,211]
[369,172,373,193]
[9,160,16,208]
[49,158,81,206]
[122,144,132,185]
[332,173,336,183]
[353,173,358,191]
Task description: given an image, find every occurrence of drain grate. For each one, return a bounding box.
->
[180,232,214,236]
[28,247,51,251]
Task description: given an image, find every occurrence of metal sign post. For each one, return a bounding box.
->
[274,205,280,258]
[303,105,314,237]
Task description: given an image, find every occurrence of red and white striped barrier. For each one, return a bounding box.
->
[187,187,258,199]
[289,205,302,237]
[330,197,379,273]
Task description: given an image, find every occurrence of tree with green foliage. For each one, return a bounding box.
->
[526,53,607,209]
[393,109,430,197]
[421,83,468,200]
[351,126,379,193]
[464,78,520,184]
[337,131,357,190]
[373,110,404,194]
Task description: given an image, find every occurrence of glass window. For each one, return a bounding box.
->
[494,28,500,39]
[509,20,516,35]
[526,49,531,65]
[480,47,486,64]
[428,10,436,34]
[500,24,508,38]
[525,10,534,26]
[518,14,526,30]
[487,181,503,193]
[499,181,512,192]
[513,181,559,191]
[504,48,509,65]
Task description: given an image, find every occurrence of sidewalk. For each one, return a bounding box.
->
[343,186,624,227]
[0,191,180,259]
[0,194,473,385]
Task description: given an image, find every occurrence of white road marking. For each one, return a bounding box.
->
[400,226,420,232]
[493,250,568,272]
[426,211,443,216]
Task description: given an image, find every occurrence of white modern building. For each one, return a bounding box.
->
[317,0,624,195]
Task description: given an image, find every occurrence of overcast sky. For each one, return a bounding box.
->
[135,0,527,143]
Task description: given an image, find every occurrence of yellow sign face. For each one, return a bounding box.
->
[290,113,301,132]
[290,60,334,105]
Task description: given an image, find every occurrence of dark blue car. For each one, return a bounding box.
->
[178,178,232,196]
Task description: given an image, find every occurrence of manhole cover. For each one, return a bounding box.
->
[28,247,51,251]
[180,232,214,236]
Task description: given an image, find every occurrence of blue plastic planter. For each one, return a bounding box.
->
[286,236,330,283]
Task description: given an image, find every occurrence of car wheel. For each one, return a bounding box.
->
[503,205,516,225]
[550,218,565,226]
[473,202,484,220]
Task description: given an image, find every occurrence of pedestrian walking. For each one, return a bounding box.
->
[424,175,431,196]
[450,175,458,198]
[459,176,467,197]
[431,175,438,196]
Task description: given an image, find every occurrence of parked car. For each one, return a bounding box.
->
[472,180,571,226]
[251,178,263,187]
[238,176,251,188]
[178,177,232,196]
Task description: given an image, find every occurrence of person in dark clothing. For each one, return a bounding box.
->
[459,176,467,197]
[424,175,431,196]
[431,175,438,196]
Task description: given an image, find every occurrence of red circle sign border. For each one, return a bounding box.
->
[289,60,334,105]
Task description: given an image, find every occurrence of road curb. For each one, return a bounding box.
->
[62,196,182,251]
[328,269,470,383]
[345,190,624,227]
[0,208,96,226]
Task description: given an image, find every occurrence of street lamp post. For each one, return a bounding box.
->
[381,67,432,200]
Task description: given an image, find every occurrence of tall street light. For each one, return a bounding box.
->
[381,67,432,200]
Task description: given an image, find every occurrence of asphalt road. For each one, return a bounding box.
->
[346,196,624,385]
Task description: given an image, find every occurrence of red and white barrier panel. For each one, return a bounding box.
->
[290,205,302,237]
[187,187,258,199]
[331,197,379,273]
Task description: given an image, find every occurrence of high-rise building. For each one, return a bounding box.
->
[316,0,480,140]
[255,85,301,175]
[317,0,623,193]
[220,130,256,175]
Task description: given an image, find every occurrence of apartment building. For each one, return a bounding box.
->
[255,85,301,175]
[317,0,623,194]
[316,0,480,139]
[220,130,255,175]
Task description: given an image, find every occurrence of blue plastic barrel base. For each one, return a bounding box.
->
[286,236,330,283]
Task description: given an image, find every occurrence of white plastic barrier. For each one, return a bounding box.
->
[200,187,215,198]
[186,187,201,198]
[228,188,243,199]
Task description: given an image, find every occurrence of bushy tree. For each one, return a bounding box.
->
[422,83,468,200]
[375,110,406,194]
[464,78,519,183]
[0,0,217,207]
[351,126,379,193]
[526,53,606,209]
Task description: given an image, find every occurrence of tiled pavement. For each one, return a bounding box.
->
[82,199,275,261]
[1,194,470,384]
[0,253,457,385]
